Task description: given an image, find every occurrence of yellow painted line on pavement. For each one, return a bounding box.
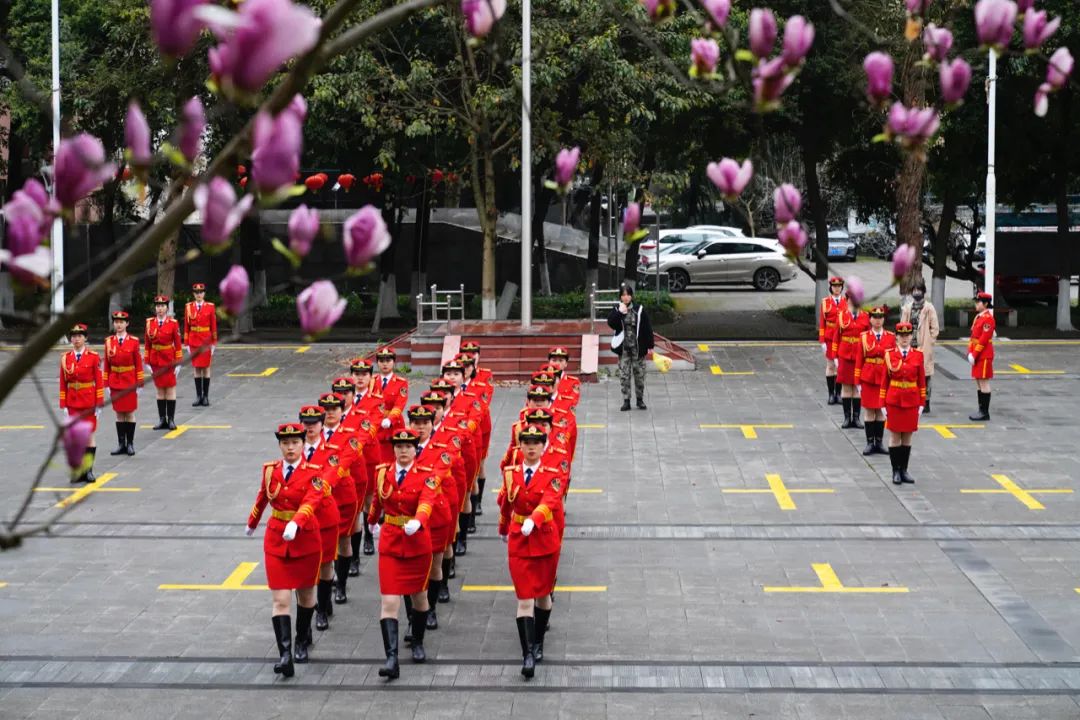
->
[961,474,1072,511]
[700,424,793,440]
[462,585,607,593]
[33,473,136,508]
[578,424,606,429]
[923,424,983,439]
[163,424,232,439]
[710,365,755,376]
[764,563,908,594]
[226,367,279,378]
[0,425,45,430]
[698,344,710,352]
[0,582,7,588]
[723,474,833,511]
[997,364,1065,375]
[159,561,267,591]
[295,346,311,353]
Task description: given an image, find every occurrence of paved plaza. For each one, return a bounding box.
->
[2,338,1080,718]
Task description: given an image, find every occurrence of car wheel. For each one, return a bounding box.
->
[668,269,690,293]
[753,267,781,291]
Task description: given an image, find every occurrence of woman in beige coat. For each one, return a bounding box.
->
[901,280,940,412]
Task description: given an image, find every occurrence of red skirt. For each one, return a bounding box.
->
[336,501,358,539]
[378,553,432,596]
[972,358,993,379]
[149,364,177,389]
[265,550,321,590]
[67,408,97,433]
[190,345,213,369]
[885,405,920,433]
[836,358,857,386]
[509,552,559,600]
[320,526,339,562]
[428,520,453,553]
[111,387,138,413]
[860,382,884,410]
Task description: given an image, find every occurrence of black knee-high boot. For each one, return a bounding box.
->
[349,534,362,576]
[970,390,990,421]
[533,607,551,663]
[516,616,536,679]
[455,514,468,555]
[426,581,440,629]
[862,420,875,455]
[900,445,915,484]
[826,376,837,404]
[193,377,203,406]
[403,595,414,644]
[850,398,863,428]
[110,422,127,455]
[924,376,931,413]
[474,477,486,515]
[888,446,902,485]
[272,615,294,677]
[165,399,176,429]
[363,523,375,555]
[315,579,332,630]
[873,421,889,454]
[294,605,315,663]
[125,421,136,455]
[841,398,855,428]
[410,607,429,662]
[333,556,349,603]
[154,399,168,430]
[202,378,211,406]
[439,558,451,602]
[84,447,97,483]
[378,618,400,679]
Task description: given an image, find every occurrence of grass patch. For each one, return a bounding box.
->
[776,304,816,325]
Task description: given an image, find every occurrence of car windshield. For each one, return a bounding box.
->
[666,241,709,255]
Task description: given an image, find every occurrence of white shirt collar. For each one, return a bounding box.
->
[523,460,541,473]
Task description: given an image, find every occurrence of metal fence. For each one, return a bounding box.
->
[416,284,466,329]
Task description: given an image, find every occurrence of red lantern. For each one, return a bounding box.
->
[237,164,247,176]
[431,168,444,185]
[304,174,327,192]
[239,176,249,189]
[337,173,356,191]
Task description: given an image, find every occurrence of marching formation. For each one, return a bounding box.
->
[820,278,996,485]
[58,284,218,483]
[244,343,581,682]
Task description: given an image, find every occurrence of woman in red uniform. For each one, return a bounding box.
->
[245,423,326,677]
[297,405,341,635]
[881,323,926,485]
[818,277,847,405]
[498,425,565,679]
[59,324,104,483]
[854,306,894,456]
[184,282,217,407]
[317,392,364,605]
[144,295,183,431]
[967,291,996,421]
[104,311,144,456]
[367,429,438,679]
[836,299,870,429]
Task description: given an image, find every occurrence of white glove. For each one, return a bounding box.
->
[403,519,421,536]
[245,526,256,537]
[368,522,381,541]
[144,363,153,376]
[94,407,102,417]
[967,353,975,365]
[882,407,888,418]
[106,388,111,400]
[380,418,391,429]
[282,520,298,541]
[184,346,190,356]
[521,518,535,536]
[210,345,216,356]
[918,406,924,416]
[500,533,508,543]
[821,343,828,355]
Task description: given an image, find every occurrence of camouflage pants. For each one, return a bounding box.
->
[619,350,646,401]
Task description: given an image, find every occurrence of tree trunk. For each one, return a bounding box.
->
[372,200,400,332]
[533,174,555,296]
[481,147,498,320]
[157,229,178,313]
[931,187,958,321]
[585,162,605,294]
[1054,87,1075,331]
[896,47,927,294]
[802,141,829,320]
[411,180,431,308]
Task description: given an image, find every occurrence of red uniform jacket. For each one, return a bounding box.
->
[183,301,217,349]
[144,317,183,369]
[374,373,409,424]
[968,310,995,363]
[498,463,564,557]
[248,459,326,558]
[426,436,467,513]
[475,367,493,383]
[324,425,370,503]
[368,462,438,559]
[881,348,927,408]
[818,294,848,347]
[837,309,871,360]
[302,437,341,537]
[855,330,896,386]
[556,374,581,408]
[552,407,578,463]
[416,443,457,530]
[60,349,105,410]
[103,335,144,390]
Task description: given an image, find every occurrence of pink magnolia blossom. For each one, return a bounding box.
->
[1023,10,1060,51]
[752,57,794,110]
[219,264,250,316]
[748,9,777,59]
[286,94,308,122]
[892,243,918,279]
[922,24,953,63]
[845,276,865,305]
[1046,47,1074,89]
[905,0,931,15]
[863,52,894,104]
[193,176,254,247]
[623,203,642,236]
[203,0,321,94]
[461,0,507,37]
[1034,83,1052,116]
[974,0,1018,49]
[554,146,581,186]
[54,134,116,209]
[773,184,802,224]
[1,246,52,284]
[707,158,753,199]
[150,0,209,57]
[1,180,55,256]
[297,280,346,335]
[887,102,940,146]
[343,205,391,268]
[125,102,152,166]
[63,419,94,470]
[939,58,972,104]
[177,96,205,163]
[640,0,676,22]
[702,0,730,28]
[690,38,720,77]
[777,220,808,257]
[781,15,814,68]
[288,204,320,258]
[251,109,303,194]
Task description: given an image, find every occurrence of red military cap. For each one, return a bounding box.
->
[69,323,88,336]
[276,422,305,440]
[548,346,570,359]
[531,371,556,387]
[407,404,435,422]
[457,353,476,366]
[894,322,914,335]
[153,295,170,305]
[318,392,345,409]
[111,310,130,321]
[828,276,844,286]
[974,291,993,306]
[527,385,552,400]
[331,376,356,394]
[350,358,372,373]
[517,424,548,443]
[442,359,465,374]
[429,379,454,393]
[390,428,420,445]
[420,390,447,406]
[192,282,207,292]
[299,405,325,423]
[524,408,554,424]
[461,340,481,353]
[869,305,887,317]
[375,347,396,360]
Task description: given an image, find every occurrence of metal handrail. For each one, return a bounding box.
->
[416,283,466,327]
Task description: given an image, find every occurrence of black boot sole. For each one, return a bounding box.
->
[378,664,399,679]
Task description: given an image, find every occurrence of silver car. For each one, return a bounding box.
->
[641,238,798,292]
